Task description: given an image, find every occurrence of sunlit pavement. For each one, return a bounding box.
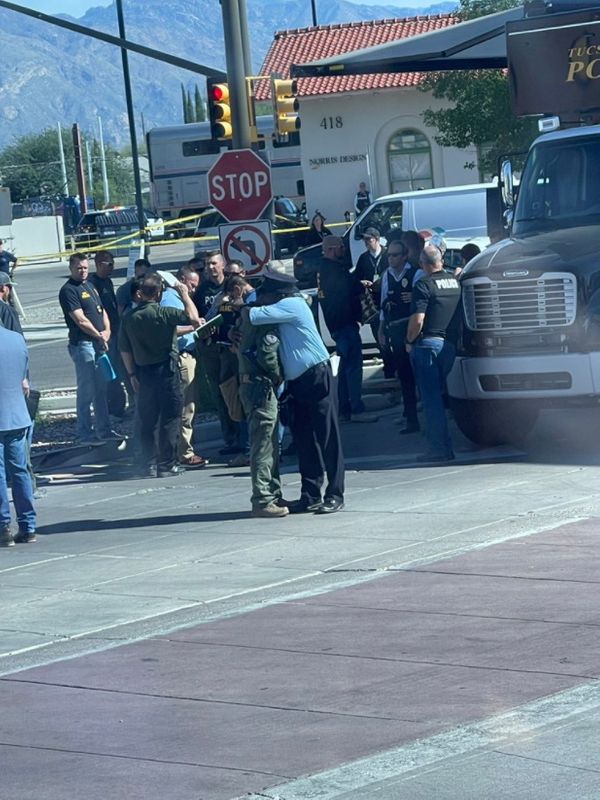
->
[2,406,600,798]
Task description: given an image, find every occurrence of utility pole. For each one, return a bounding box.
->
[57,123,69,196]
[85,139,94,195]
[97,116,110,206]
[115,0,145,239]
[72,124,88,214]
[220,0,251,150]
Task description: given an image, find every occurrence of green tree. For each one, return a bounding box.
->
[186,90,195,125]
[181,83,188,123]
[194,85,206,122]
[421,0,538,178]
[0,127,134,205]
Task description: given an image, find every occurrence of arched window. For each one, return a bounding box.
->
[387,129,433,192]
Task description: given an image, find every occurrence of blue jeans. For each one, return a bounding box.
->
[0,428,36,531]
[411,338,456,457]
[68,341,111,441]
[332,323,365,416]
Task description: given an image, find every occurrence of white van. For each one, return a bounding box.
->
[294,183,499,288]
[348,182,496,264]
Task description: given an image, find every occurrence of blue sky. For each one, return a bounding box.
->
[21,0,439,17]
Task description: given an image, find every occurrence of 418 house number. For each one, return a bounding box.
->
[320,116,343,129]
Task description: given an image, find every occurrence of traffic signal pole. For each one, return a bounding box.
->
[116,0,146,241]
[237,0,253,78]
[220,0,252,150]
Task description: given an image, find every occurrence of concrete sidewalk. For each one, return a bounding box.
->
[2,517,600,799]
[3,407,600,799]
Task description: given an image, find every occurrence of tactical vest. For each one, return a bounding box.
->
[382,265,419,323]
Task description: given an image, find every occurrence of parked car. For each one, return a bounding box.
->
[192,197,307,259]
[73,206,164,255]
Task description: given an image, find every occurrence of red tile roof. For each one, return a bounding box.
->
[256,15,458,100]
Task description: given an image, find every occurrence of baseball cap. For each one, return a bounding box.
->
[362,227,380,239]
[0,271,15,286]
[258,267,298,295]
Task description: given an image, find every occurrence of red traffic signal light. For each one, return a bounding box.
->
[206,77,233,140]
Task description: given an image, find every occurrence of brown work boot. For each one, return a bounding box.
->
[0,525,15,547]
[252,504,290,518]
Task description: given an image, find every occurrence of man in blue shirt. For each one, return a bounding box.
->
[0,327,37,546]
[248,269,345,514]
[160,265,208,469]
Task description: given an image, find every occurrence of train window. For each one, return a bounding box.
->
[272,132,301,148]
[182,139,221,157]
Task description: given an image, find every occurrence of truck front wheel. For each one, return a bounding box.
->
[450,399,539,447]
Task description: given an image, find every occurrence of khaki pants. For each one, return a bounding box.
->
[178,352,197,461]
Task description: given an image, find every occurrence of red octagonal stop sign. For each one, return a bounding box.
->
[207,149,273,222]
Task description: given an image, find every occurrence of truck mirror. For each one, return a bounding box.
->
[501,160,514,208]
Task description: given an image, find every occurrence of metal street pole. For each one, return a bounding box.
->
[115,0,146,239]
[57,123,69,196]
[310,0,317,26]
[72,124,88,214]
[97,116,110,206]
[85,139,94,195]
[220,0,252,150]
[237,0,253,78]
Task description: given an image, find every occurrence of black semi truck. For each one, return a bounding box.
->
[448,0,600,445]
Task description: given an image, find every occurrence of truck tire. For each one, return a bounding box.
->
[450,399,539,447]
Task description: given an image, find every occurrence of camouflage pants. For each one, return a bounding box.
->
[239,380,281,509]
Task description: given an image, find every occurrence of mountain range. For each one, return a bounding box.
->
[0,0,456,149]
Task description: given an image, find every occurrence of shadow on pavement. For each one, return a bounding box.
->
[37,510,253,535]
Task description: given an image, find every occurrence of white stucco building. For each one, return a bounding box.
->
[258,16,481,224]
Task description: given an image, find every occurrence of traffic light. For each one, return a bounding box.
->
[272,77,300,136]
[207,77,233,140]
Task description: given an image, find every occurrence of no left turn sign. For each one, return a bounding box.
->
[219,220,273,276]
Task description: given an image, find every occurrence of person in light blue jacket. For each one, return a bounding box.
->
[248,269,345,515]
[0,327,36,546]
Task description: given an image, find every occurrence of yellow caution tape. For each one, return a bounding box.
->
[15,211,353,263]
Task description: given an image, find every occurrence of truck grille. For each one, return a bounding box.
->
[463,273,576,332]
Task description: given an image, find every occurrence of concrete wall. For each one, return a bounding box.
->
[299,87,479,225]
[0,216,66,263]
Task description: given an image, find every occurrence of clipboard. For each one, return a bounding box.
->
[194,314,223,340]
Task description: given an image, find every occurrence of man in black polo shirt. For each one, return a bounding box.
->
[318,236,367,422]
[59,252,113,444]
[119,272,201,478]
[194,250,241,455]
[405,244,461,463]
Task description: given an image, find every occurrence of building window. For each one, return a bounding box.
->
[387,129,433,192]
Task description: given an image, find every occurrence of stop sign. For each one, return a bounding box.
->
[207,149,273,222]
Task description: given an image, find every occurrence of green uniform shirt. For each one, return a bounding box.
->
[119,301,190,366]
[237,313,281,384]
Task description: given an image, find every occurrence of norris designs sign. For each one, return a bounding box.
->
[309,153,367,169]
[507,11,600,116]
